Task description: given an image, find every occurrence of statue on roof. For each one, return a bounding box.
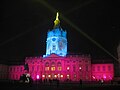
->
[54,12,60,28]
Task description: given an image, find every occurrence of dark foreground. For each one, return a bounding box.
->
[0,81,120,90]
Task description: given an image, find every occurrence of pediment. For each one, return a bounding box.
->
[46,53,62,58]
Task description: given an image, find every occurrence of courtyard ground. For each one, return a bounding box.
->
[0,81,120,90]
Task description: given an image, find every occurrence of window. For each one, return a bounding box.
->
[52,45,56,50]
[45,67,49,71]
[74,74,76,78]
[102,66,106,71]
[67,67,70,70]
[32,66,34,72]
[108,66,111,71]
[58,67,62,71]
[20,67,23,72]
[67,61,69,63]
[17,67,19,72]
[97,66,100,71]
[13,67,15,72]
[57,62,62,71]
[45,62,49,71]
[51,67,55,71]
[92,66,95,71]
[67,74,70,79]
[45,62,49,67]
[86,65,88,71]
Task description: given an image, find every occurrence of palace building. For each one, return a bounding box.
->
[0,12,114,82]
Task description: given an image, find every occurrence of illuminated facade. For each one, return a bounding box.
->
[91,64,114,81]
[3,12,114,82]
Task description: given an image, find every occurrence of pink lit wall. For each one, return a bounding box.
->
[25,54,92,81]
[91,64,114,81]
[6,54,114,82]
[8,65,24,80]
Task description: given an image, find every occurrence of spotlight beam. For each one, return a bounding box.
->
[0,19,48,47]
[38,0,118,62]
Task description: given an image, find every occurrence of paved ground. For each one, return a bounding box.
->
[0,82,120,90]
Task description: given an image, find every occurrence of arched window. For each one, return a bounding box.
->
[51,62,55,66]
[57,62,62,71]
[45,62,49,66]
[51,62,55,71]
[45,62,49,71]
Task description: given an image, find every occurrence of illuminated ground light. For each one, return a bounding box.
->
[54,75,57,78]
[42,75,45,78]
[61,75,63,78]
[92,76,95,79]
[67,74,70,79]
[36,75,40,79]
[67,67,69,70]
[103,75,106,79]
[48,75,51,78]
[79,67,82,70]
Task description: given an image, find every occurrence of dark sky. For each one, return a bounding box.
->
[0,0,120,64]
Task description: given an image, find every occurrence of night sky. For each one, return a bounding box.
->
[0,0,120,64]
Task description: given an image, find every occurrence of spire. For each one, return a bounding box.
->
[54,12,60,28]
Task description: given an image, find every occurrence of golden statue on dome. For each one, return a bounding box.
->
[54,12,60,28]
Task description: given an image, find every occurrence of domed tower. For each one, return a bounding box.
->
[44,12,67,57]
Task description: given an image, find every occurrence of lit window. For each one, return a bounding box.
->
[58,67,62,71]
[67,67,69,70]
[45,67,49,71]
[54,75,57,78]
[42,75,45,78]
[67,74,70,79]
[51,67,55,71]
